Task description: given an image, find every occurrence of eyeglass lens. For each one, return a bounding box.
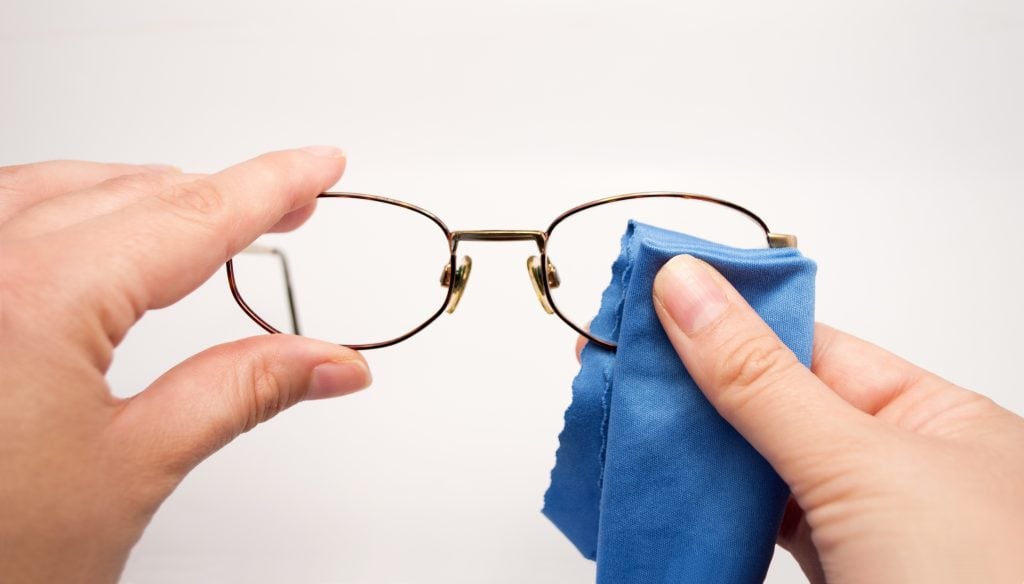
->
[229,195,768,347]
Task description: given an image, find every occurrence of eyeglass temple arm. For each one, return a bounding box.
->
[240,245,301,335]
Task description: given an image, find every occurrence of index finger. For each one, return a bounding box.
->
[0,160,178,223]
[54,146,346,323]
[810,322,936,415]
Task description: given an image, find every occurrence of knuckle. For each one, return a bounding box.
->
[0,164,31,193]
[268,149,309,174]
[242,358,282,433]
[157,178,226,224]
[715,333,795,396]
[261,150,320,196]
[101,170,174,194]
[272,149,305,168]
[237,351,299,434]
[243,152,287,185]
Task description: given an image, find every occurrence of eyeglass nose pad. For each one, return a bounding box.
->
[526,255,559,315]
[439,256,473,314]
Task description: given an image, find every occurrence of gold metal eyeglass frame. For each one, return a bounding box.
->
[226,191,797,351]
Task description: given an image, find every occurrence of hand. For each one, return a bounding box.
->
[0,149,372,583]
[649,255,1024,583]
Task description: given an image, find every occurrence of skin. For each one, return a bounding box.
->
[0,149,372,583]
[648,255,1024,583]
[1,151,1020,582]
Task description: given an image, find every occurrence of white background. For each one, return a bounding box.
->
[2,1,1022,582]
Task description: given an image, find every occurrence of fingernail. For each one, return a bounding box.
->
[142,164,181,173]
[653,255,729,336]
[307,360,371,400]
[300,145,346,159]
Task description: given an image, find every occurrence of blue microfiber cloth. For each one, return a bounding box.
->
[543,220,816,583]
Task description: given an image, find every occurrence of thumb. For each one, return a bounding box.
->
[115,335,371,479]
[652,255,873,485]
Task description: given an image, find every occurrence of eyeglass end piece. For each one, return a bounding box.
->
[242,244,280,256]
[767,233,798,248]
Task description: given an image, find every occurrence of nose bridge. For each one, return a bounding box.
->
[446,229,557,316]
[451,229,546,251]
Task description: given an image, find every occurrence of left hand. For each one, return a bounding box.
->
[0,148,372,583]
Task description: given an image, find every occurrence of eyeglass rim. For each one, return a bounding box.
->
[226,191,791,351]
[227,192,457,350]
[540,191,791,349]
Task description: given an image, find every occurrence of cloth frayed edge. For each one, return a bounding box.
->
[595,223,637,489]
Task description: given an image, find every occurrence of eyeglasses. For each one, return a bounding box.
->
[225,191,796,350]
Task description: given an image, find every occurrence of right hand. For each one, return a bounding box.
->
[645,254,1024,583]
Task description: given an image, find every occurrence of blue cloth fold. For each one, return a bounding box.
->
[543,221,816,583]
